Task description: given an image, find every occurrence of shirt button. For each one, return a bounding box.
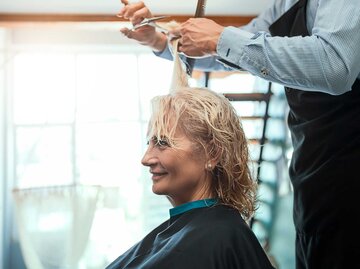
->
[261,68,269,76]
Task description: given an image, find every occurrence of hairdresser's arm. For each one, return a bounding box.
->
[170,0,360,94]
[154,0,281,72]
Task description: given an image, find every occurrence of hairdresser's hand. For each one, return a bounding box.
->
[118,0,167,52]
[170,18,224,57]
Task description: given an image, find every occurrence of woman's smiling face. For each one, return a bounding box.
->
[141,128,212,206]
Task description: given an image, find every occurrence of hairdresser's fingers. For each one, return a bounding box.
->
[121,25,156,43]
[178,42,183,53]
[131,7,153,25]
[177,35,190,52]
[117,0,129,17]
[177,39,187,54]
[120,27,133,39]
[121,27,148,41]
[178,46,196,57]
[117,1,136,19]
[179,43,204,57]
[177,47,194,57]
[117,7,126,18]
[177,36,199,57]
[122,1,146,20]
[178,44,186,54]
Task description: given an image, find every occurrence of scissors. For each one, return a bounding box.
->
[130,15,170,33]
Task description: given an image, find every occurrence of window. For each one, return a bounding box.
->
[4,26,178,268]
[12,53,172,265]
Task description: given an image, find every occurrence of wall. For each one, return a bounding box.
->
[0,0,269,15]
[0,27,6,269]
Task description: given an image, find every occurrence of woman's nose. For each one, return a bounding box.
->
[141,146,157,167]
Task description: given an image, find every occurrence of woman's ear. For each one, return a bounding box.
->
[206,139,222,170]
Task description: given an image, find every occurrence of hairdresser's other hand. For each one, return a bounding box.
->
[170,18,224,57]
[118,0,167,52]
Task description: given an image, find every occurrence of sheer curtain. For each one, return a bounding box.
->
[12,185,100,269]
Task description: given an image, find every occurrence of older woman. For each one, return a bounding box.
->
[106,87,275,269]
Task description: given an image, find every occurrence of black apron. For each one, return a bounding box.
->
[269,0,360,268]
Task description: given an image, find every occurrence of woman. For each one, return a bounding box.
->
[106,87,275,269]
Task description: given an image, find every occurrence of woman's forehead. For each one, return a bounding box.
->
[147,125,186,140]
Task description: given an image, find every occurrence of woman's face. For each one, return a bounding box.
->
[141,128,211,206]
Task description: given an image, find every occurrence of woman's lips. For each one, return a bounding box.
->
[151,172,168,180]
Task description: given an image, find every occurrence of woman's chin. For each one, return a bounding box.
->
[152,182,168,195]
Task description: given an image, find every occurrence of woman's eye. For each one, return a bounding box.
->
[148,136,170,148]
[157,139,169,147]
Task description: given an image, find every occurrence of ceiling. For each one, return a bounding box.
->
[0,0,270,16]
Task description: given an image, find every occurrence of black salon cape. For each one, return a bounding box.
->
[106,205,274,269]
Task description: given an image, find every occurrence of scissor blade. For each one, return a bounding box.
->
[132,16,170,31]
[146,15,169,23]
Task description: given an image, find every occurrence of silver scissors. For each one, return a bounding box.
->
[131,15,170,33]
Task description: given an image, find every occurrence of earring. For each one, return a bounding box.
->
[206,163,212,170]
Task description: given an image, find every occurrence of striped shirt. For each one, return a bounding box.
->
[157,0,360,95]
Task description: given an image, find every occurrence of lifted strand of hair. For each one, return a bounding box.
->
[169,39,189,92]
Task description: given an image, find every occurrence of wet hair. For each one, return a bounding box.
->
[148,87,257,219]
[146,39,257,219]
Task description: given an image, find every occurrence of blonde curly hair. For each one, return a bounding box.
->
[148,87,257,220]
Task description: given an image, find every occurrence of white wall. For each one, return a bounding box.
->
[0,0,270,15]
[0,27,6,269]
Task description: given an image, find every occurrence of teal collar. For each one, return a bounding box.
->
[169,198,217,217]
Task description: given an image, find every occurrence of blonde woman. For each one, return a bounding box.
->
[106,87,274,269]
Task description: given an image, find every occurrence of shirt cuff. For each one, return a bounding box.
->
[217,26,255,67]
[153,43,174,60]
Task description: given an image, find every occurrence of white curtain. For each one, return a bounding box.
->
[12,185,100,269]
